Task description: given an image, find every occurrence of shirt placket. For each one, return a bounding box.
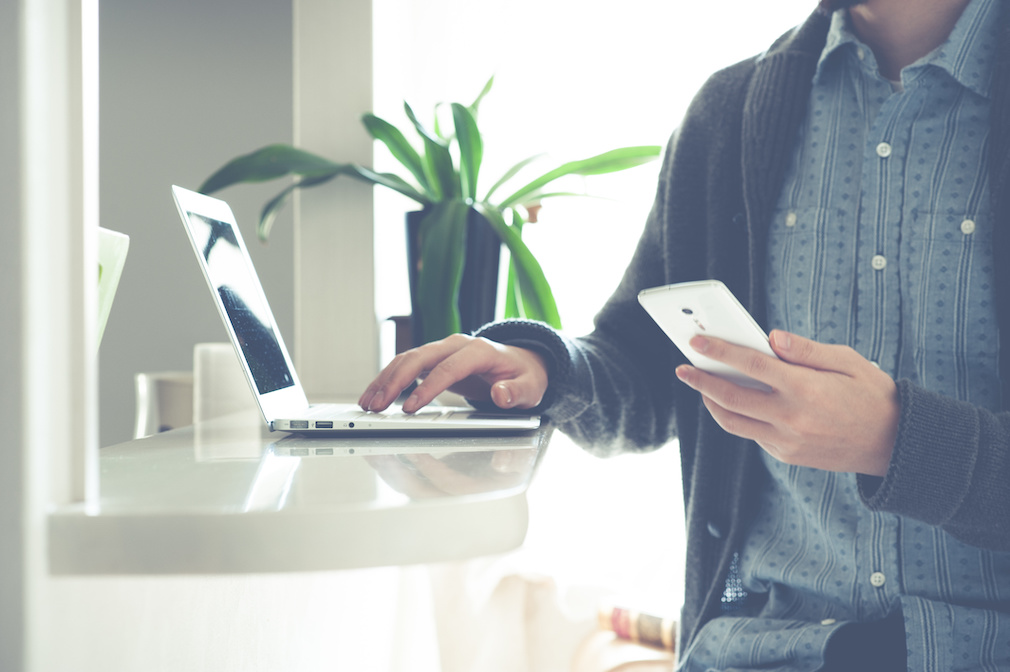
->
[852,74,906,621]
[853,81,907,372]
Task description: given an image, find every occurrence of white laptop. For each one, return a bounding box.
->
[171,185,540,435]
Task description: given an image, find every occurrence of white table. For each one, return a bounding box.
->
[50,411,551,574]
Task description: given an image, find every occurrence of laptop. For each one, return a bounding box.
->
[171,185,540,435]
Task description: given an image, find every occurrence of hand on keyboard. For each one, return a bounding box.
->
[359,334,548,414]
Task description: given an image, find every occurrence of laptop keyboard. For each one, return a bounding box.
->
[354,409,450,422]
[302,403,457,423]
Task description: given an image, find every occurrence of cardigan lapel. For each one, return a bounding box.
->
[990,3,1010,403]
[740,12,829,323]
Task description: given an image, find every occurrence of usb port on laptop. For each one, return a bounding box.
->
[315,421,334,429]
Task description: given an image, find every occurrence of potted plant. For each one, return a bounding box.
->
[199,77,660,345]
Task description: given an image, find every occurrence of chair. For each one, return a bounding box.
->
[133,371,194,438]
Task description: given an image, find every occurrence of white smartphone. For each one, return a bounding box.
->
[638,280,777,391]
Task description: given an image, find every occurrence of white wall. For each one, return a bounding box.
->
[98,0,296,447]
[291,0,378,401]
[9,1,99,667]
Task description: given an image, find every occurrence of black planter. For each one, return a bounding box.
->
[406,208,501,347]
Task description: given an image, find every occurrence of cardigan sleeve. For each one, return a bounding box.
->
[474,141,684,457]
[858,378,1010,552]
[475,59,760,458]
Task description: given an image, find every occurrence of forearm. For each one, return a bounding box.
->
[476,313,682,457]
[859,379,1010,552]
[476,132,693,454]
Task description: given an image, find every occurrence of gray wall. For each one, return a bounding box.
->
[99,0,294,446]
[1,2,25,668]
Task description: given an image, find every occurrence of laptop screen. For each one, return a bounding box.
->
[186,211,294,395]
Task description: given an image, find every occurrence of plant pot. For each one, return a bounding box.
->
[406,208,501,347]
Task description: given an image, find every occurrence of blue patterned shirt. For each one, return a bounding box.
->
[678,1,1007,670]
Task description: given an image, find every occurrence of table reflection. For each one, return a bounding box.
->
[258,431,548,509]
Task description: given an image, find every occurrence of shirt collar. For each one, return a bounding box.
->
[813,0,999,99]
[812,9,861,84]
[919,0,998,99]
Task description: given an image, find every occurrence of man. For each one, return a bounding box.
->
[360,0,1010,668]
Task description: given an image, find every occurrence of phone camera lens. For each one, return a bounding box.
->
[681,308,694,315]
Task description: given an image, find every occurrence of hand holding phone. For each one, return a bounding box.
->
[638,280,776,391]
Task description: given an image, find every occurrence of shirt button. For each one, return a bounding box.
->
[785,211,797,227]
[876,142,893,158]
[870,571,886,587]
[821,618,837,626]
[871,255,887,270]
[961,219,976,235]
[856,47,866,61]
[707,521,724,539]
[870,361,880,368]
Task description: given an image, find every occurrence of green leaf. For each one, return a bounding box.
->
[432,102,450,140]
[504,263,519,318]
[404,101,460,201]
[496,145,661,209]
[254,164,429,242]
[361,113,431,197]
[199,144,342,195]
[257,172,341,241]
[476,204,561,327]
[502,209,523,318]
[483,153,546,202]
[416,201,472,343]
[515,190,593,206]
[350,165,429,204]
[452,103,483,201]
[468,76,494,116]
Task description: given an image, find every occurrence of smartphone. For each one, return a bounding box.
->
[638,280,777,391]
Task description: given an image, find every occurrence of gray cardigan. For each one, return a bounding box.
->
[478,6,1010,650]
